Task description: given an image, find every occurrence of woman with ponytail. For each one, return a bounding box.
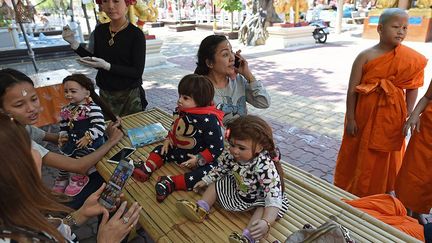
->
[176,115,289,243]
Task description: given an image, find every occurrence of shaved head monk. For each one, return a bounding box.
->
[334,8,428,197]
[395,77,432,217]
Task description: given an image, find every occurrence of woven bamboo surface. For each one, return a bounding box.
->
[96,108,421,243]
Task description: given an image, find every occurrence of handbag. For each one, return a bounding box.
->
[285,216,354,243]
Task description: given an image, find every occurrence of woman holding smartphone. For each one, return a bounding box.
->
[0,68,123,209]
[0,112,141,242]
[62,0,147,116]
[194,35,270,125]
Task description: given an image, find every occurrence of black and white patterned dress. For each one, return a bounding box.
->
[202,150,289,217]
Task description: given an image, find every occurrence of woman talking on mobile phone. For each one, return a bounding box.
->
[62,0,147,116]
[194,35,270,125]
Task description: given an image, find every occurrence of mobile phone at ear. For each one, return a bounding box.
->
[107,147,136,164]
[234,56,240,68]
[99,159,134,209]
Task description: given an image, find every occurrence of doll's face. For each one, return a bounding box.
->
[64,80,90,105]
[177,94,197,109]
[228,138,262,163]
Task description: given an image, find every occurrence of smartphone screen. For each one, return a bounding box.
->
[107,147,135,164]
[99,159,134,209]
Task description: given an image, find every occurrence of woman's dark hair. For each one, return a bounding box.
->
[0,68,34,107]
[178,74,215,107]
[227,115,285,192]
[0,113,71,241]
[194,35,228,75]
[63,74,117,121]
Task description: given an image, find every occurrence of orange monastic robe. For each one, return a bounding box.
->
[334,45,427,197]
[395,103,432,214]
[344,194,425,241]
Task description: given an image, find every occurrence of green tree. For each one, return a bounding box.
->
[217,0,242,31]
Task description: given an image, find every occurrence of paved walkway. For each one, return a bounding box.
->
[2,26,431,242]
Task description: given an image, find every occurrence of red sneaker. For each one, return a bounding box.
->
[132,166,152,182]
[155,176,175,203]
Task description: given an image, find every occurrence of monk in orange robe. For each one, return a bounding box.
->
[395,79,432,214]
[344,194,425,241]
[334,8,427,197]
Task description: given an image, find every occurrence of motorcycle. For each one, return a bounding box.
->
[310,20,330,43]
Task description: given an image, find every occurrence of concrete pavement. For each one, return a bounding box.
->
[2,25,431,242]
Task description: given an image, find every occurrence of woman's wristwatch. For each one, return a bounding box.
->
[196,153,207,166]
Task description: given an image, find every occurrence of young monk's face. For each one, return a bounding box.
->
[378,14,408,46]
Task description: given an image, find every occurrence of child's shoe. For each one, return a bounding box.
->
[133,162,152,182]
[155,176,175,202]
[52,177,69,193]
[64,175,89,196]
[176,199,208,222]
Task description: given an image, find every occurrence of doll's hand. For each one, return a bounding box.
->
[76,135,91,149]
[180,154,198,169]
[250,219,270,240]
[403,115,420,136]
[346,119,358,137]
[58,134,68,147]
[161,139,172,155]
[193,180,207,193]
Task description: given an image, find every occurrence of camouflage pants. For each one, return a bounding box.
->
[100,87,147,117]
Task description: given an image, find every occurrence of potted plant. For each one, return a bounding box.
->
[216,0,242,38]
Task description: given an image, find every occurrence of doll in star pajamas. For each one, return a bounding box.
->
[133,74,225,202]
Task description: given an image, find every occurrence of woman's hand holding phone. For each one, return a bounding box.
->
[97,201,142,243]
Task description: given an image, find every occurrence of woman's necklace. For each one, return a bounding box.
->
[108,20,129,46]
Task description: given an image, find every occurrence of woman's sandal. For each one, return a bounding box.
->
[155,176,175,202]
[176,199,208,222]
[228,232,249,243]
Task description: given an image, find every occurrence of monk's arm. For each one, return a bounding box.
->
[410,81,432,118]
[406,89,418,115]
[346,53,366,121]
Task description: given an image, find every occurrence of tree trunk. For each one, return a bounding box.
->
[259,0,282,23]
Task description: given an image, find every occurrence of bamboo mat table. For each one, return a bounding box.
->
[96,108,421,243]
